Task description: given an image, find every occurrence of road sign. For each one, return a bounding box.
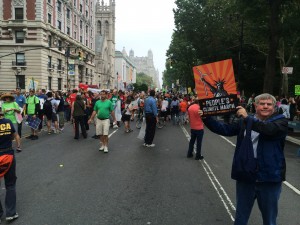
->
[282,67,293,74]
[295,85,300,95]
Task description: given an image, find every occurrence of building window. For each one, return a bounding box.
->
[57,59,62,70]
[86,10,88,17]
[48,13,52,24]
[16,75,25,89]
[80,20,82,29]
[86,26,88,34]
[97,21,101,34]
[74,0,76,7]
[74,31,76,39]
[48,77,52,90]
[15,31,25,43]
[15,8,24,20]
[80,36,82,43]
[58,40,62,51]
[86,68,88,76]
[16,53,25,66]
[105,20,109,35]
[48,0,51,3]
[67,27,70,35]
[74,15,77,24]
[58,20,61,30]
[86,40,88,46]
[48,56,52,68]
[80,4,82,13]
[57,1,62,12]
[58,78,62,90]
[67,8,70,19]
[90,43,92,49]
[48,35,52,47]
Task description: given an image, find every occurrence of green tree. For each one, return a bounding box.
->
[136,72,153,88]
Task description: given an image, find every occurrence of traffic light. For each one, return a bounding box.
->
[78,51,82,61]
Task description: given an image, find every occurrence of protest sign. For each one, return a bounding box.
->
[193,59,238,116]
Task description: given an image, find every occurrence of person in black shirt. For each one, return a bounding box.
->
[0,110,20,222]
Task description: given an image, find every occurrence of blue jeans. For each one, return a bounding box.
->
[188,129,204,157]
[0,154,17,218]
[234,181,282,225]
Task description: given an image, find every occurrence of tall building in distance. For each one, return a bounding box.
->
[0,0,115,91]
[95,0,115,89]
[114,48,136,90]
[129,49,160,89]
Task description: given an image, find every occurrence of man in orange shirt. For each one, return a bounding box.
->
[179,98,188,124]
[187,98,204,160]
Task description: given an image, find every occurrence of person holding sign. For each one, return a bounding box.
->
[199,93,288,225]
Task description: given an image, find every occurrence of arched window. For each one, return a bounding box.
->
[105,20,109,35]
[97,21,101,34]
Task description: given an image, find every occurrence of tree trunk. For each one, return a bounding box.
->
[263,0,282,94]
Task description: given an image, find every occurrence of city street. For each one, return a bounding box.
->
[2,120,300,225]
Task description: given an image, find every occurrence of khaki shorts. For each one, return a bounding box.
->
[96,118,110,135]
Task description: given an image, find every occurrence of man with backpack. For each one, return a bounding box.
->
[44,92,59,134]
[24,89,40,140]
[0,110,20,222]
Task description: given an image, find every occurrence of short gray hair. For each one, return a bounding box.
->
[254,93,276,105]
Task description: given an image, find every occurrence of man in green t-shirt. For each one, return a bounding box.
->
[24,89,40,140]
[88,90,116,153]
[0,93,22,151]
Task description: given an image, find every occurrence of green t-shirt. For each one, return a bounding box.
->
[2,102,19,124]
[94,100,113,119]
[26,96,39,115]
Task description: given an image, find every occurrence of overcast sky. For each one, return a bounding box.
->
[114,0,176,85]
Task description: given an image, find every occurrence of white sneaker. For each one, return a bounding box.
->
[143,143,147,147]
[99,146,104,151]
[104,146,108,153]
[6,213,19,221]
[146,143,155,147]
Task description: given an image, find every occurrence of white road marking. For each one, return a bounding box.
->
[108,129,118,138]
[220,135,300,196]
[180,125,235,221]
[283,181,300,195]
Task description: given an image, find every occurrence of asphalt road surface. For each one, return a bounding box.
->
[1,120,299,225]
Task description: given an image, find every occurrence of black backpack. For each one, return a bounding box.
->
[43,99,53,117]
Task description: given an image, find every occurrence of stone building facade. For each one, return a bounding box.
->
[114,48,136,90]
[129,49,160,89]
[0,0,115,92]
[95,0,115,89]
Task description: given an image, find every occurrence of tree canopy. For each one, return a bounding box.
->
[164,0,300,97]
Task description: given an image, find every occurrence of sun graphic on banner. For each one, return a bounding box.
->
[193,59,237,100]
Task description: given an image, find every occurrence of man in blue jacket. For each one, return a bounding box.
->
[201,93,288,225]
[143,90,158,147]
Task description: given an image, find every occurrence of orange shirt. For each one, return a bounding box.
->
[179,101,188,112]
[188,104,204,130]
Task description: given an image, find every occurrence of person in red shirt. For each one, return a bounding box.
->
[179,98,188,124]
[69,89,78,106]
[187,98,204,160]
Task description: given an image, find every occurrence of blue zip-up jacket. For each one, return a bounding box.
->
[203,114,288,182]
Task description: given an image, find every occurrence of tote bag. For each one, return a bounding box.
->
[232,118,257,182]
